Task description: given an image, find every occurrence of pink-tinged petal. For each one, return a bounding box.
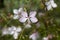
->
[21,11,28,17]
[19,17,27,23]
[30,17,38,23]
[13,9,19,14]
[29,11,36,17]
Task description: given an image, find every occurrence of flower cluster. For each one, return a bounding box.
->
[2,26,22,39]
[13,8,38,28]
[13,8,38,23]
[45,0,57,10]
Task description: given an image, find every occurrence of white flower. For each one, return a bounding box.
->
[13,8,23,19]
[19,11,38,23]
[8,26,22,39]
[45,0,57,10]
[29,32,39,40]
[2,26,22,39]
[43,37,48,40]
[13,27,22,39]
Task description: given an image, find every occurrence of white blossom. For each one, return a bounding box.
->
[13,8,23,19]
[8,26,22,39]
[45,0,57,10]
[2,26,22,39]
[9,26,22,39]
[19,11,38,23]
[29,32,39,40]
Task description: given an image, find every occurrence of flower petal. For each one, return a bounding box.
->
[13,9,19,14]
[19,17,27,23]
[11,26,16,31]
[47,5,52,10]
[21,11,28,17]
[51,3,57,8]
[50,0,57,8]
[8,27,15,35]
[13,15,19,19]
[29,11,36,17]
[30,17,38,23]
[13,33,19,39]
[16,27,22,32]
[18,8,23,13]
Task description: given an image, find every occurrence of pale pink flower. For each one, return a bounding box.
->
[19,11,38,23]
